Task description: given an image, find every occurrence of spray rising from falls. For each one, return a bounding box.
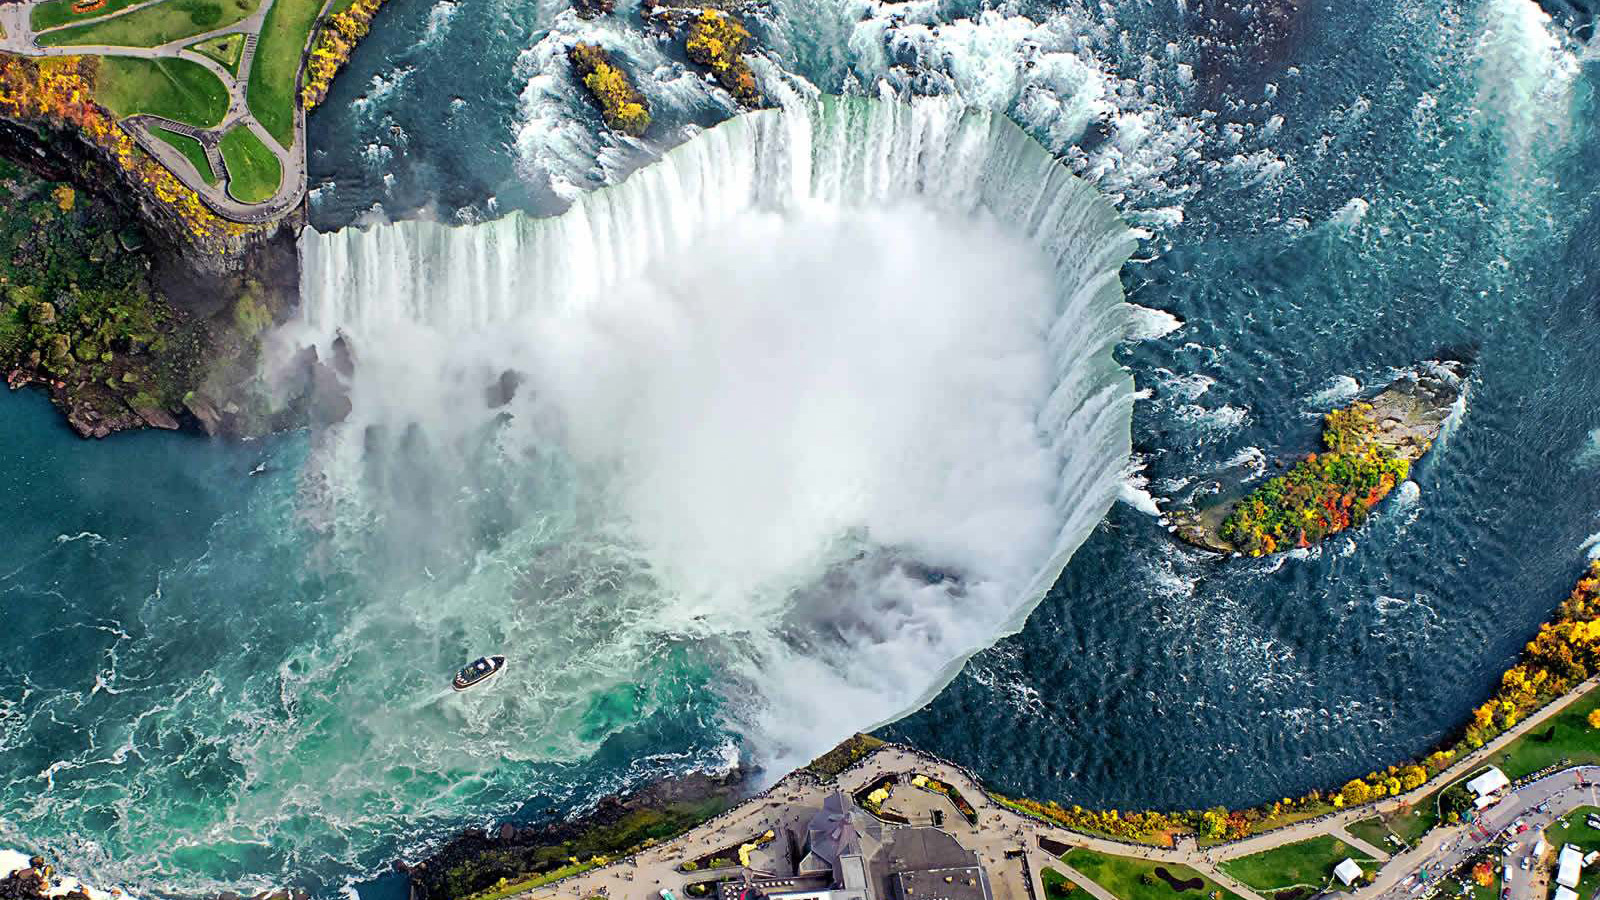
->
[285,96,1137,770]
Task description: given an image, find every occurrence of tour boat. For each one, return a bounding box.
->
[452,655,506,692]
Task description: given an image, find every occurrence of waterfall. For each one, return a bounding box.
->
[284,95,1138,768]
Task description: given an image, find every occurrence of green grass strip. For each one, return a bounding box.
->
[148,124,217,183]
[41,0,258,47]
[32,0,152,33]
[248,0,323,148]
[95,56,229,128]
[219,125,281,203]
[1062,848,1244,900]
[1219,835,1372,893]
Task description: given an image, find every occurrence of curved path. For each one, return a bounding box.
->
[0,0,313,223]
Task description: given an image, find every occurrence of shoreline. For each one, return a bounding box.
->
[398,560,1600,900]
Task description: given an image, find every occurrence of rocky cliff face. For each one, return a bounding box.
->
[0,115,295,274]
[0,116,306,439]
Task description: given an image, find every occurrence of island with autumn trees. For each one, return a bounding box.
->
[1171,362,1465,556]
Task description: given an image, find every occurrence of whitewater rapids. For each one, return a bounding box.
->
[283,95,1136,769]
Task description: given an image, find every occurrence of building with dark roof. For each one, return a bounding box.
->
[731,793,991,900]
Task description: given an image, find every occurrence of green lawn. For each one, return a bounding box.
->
[1042,867,1078,900]
[149,124,216,183]
[1441,872,1501,900]
[219,125,280,202]
[1492,690,1600,779]
[1347,818,1392,851]
[247,0,323,148]
[41,0,256,46]
[94,56,229,127]
[1349,803,1437,851]
[32,0,153,32]
[1061,848,1243,900]
[190,31,244,72]
[1219,836,1374,893]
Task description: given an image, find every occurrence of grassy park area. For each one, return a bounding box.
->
[190,31,245,72]
[1219,835,1373,893]
[1492,690,1600,778]
[149,124,216,182]
[95,56,229,126]
[1350,802,1436,850]
[247,0,322,147]
[31,0,152,32]
[1059,848,1242,900]
[219,125,279,201]
[1042,867,1077,900]
[41,0,258,47]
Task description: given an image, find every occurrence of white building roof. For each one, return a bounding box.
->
[1334,858,1364,886]
[1554,887,1578,900]
[1468,767,1511,798]
[1557,844,1583,889]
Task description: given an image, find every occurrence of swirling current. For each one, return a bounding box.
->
[2,0,1599,896]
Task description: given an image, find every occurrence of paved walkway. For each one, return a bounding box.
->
[0,0,314,223]
[497,676,1599,900]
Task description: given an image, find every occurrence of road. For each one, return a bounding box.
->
[1365,767,1600,900]
[0,0,316,223]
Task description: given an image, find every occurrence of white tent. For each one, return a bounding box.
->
[1467,766,1510,799]
[1554,887,1578,900]
[1557,844,1583,889]
[1334,858,1364,886]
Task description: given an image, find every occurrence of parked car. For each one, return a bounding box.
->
[1507,841,1522,853]
[1521,856,1531,870]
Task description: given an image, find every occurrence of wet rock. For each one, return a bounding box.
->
[186,394,224,435]
[133,403,180,430]
[485,369,523,408]
[331,333,355,378]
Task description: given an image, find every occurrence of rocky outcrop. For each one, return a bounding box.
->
[0,152,304,439]
[0,857,89,900]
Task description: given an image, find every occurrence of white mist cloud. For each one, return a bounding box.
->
[521,200,1063,616]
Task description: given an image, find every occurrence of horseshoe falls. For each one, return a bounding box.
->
[289,96,1138,769]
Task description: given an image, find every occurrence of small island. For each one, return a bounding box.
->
[569,42,652,137]
[1172,362,1464,556]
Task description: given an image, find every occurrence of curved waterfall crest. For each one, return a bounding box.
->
[287,94,1138,766]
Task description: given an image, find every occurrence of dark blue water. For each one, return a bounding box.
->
[4,0,1599,894]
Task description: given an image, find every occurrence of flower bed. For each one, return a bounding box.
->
[911,774,979,825]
